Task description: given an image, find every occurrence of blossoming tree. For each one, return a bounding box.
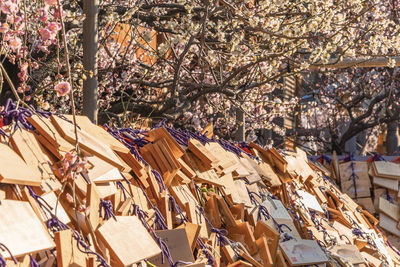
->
[294,65,400,155]
[1,0,400,150]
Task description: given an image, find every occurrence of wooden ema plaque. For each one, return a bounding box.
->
[27,115,75,154]
[55,230,87,267]
[279,239,328,266]
[64,115,129,153]
[373,161,400,179]
[10,128,55,181]
[0,142,41,186]
[329,244,365,265]
[50,115,124,170]
[0,200,55,258]
[96,216,161,266]
[148,228,194,267]
[146,127,185,159]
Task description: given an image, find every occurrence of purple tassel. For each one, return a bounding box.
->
[99,199,116,221]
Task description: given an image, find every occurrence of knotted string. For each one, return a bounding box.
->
[152,169,166,192]
[168,194,188,223]
[246,188,261,205]
[27,186,54,215]
[368,153,386,162]
[46,215,68,232]
[386,188,394,203]
[27,187,110,266]
[137,183,167,230]
[348,161,359,200]
[70,229,110,267]
[116,181,128,201]
[131,197,191,267]
[155,235,175,266]
[197,206,230,246]
[257,205,271,221]
[99,199,116,221]
[0,98,34,130]
[196,238,216,266]
[352,228,364,238]
[318,154,332,164]
[0,243,17,266]
[281,232,294,242]
[29,255,39,267]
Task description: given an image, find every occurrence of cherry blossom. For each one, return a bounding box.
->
[55,81,71,97]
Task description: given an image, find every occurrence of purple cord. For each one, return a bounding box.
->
[349,161,359,200]
[0,243,17,266]
[257,205,271,221]
[152,169,166,192]
[116,181,128,201]
[168,194,188,223]
[99,199,117,221]
[30,255,39,267]
[27,187,110,267]
[27,186,54,214]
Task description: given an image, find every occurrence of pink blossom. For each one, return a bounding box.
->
[45,0,57,6]
[1,1,18,14]
[47,22,60,33]
[39,28,52,41]
[38,8,48,22]
[55,81,71,97]
[8,37,22,52]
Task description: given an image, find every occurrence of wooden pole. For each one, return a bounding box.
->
[82,0,99,123]
[310,56,400,69]
[235,109,245,142]
[386,122,399,155]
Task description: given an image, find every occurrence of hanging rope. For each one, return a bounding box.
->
[0,243,17,267]
[99,199,116,221]
[348,161,359,200]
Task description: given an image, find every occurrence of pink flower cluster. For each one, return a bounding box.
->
[59,152,87,182]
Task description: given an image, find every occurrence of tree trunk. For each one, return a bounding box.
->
[235,109,245,142]
[386,121,399,155]
[82,0,99,123]
[345,136,357,155]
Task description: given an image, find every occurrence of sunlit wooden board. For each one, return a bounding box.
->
[279,239,328,266]
[146,127,185,159]
[379,213,400,237]
[55,230,87,267]
[373,161,400,179]
[0,142,41,186]
[64,115,129,153]
[50,115,124,170]
[40,191,71,225]
[148,228,194,267]
[96,216,161,266]
[27,115,74,153]
[96,182,118,199]
[86,156,124,183]
[378,197,399,221]
[373,176,398,191]
[328,244,365,264]
[10,128,55,180]
[0,200,55,258]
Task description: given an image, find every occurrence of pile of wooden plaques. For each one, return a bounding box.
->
[0,112,400,267]
[337,157,400,247]
[370,161,400,242]
[338,161,374,214]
